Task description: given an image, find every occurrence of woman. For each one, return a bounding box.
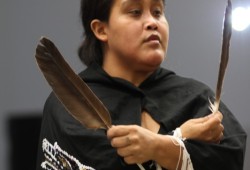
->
[36,0,246,169]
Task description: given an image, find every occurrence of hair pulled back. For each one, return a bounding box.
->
[78,0,114,66]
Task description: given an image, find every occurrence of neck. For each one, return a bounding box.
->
[102,55,153,87]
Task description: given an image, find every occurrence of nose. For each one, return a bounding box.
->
[145,15,158,30]
[147,23,158,30]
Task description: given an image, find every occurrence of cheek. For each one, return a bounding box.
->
[120,26,141,46]
[108,25,140,49]
[161,23,170,49]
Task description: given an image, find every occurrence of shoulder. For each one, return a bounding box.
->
[43,92,78,129]
[147,67,213,95]
[43,92,64,115]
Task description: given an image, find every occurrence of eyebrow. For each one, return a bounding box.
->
[121,0,165,6]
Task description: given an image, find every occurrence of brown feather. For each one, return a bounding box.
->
[210,0,232,113]
[35,37,111,129]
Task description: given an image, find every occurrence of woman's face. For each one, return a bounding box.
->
[104,0,169,72]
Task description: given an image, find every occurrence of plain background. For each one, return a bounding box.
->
[0,0,249,169]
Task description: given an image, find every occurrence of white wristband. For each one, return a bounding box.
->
[173,127,186,141]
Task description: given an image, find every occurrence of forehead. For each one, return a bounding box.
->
[120,0,165,6]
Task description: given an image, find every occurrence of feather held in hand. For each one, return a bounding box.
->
[35,37,145,170]
[210,0,232,113]
[35,37,111,129]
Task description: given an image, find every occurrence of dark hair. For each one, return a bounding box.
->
[78,0,114,66]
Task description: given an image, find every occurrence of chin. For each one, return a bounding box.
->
[140,60,163,72]
[146,55,164,67]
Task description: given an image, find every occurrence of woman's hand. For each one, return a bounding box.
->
[107,125,159,164]
[180,111,224,143]
[107,125,187,169]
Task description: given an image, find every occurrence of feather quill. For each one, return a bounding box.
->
[36,37,145,169]
[210,0,232,113]
[35,37,111,129]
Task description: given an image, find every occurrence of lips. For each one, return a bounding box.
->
[145,34,161,43]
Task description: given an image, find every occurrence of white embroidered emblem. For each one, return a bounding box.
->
[41,138,95,170]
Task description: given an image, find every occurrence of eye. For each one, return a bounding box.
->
[128,9,142,16]
[152,8,163,17]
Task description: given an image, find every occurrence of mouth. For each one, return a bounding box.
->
[145,34,161,43]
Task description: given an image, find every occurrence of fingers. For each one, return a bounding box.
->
[214,131,224,144]
[107,125,145,141]
[107,125,155,164]
[111,137,144,164]
[109,136,130,148]
[107,126,129,148]
[107,125,132,139]
[204,112,224,143]
[209,124,224,143]
[212,111,223,122]
[107,125,140,147]
[189,111,222,124]
[206,112,222,127]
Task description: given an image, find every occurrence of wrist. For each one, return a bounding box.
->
[152,135,176,169]
[173,127,186,141]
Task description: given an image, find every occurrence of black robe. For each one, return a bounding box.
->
[36,63,247,170]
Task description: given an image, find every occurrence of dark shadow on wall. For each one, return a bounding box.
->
[8,113,42,170]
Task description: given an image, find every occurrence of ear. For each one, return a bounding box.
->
[91,19,108,42]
